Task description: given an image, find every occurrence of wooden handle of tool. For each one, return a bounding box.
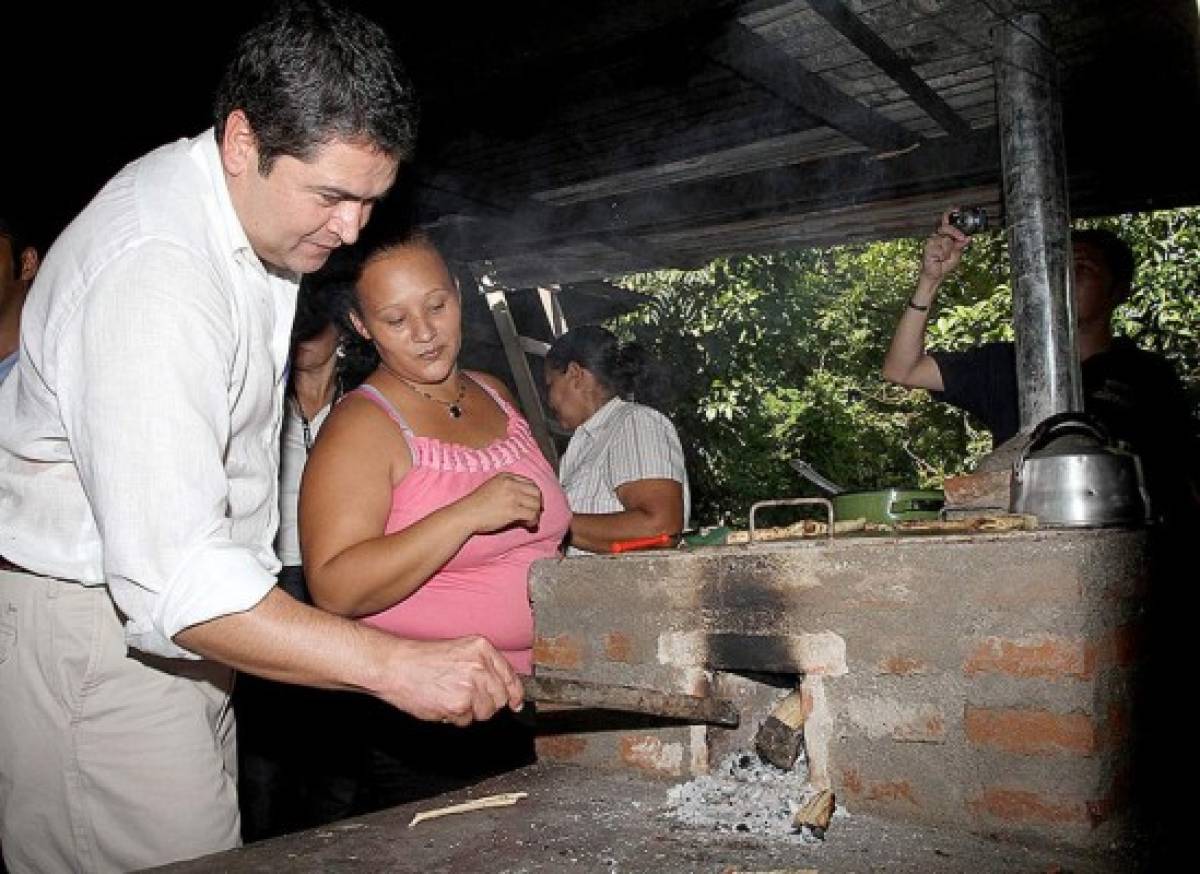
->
[521,675,740,727]
[610,532,672,553]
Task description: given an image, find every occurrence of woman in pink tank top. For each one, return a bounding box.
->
[300,230,570,807]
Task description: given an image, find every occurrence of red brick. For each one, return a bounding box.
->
[968,788,1090,825]
[1104,701,1131,746]
[840,767,864,795]
[533,634,585,670]
[865,780,920,806]
[838,769,918,806]
[963,636,1094,680]
[535,735,588,761]
[618,734,684,777]
[877,654,929,676]
[893,712,946,743]
[965,707,1097,756]
[603,632,634,663]
[1094,624,1141,670]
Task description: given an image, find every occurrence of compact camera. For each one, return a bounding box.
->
[948,206,988,235]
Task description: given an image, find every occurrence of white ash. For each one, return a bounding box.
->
[665,750,834,840]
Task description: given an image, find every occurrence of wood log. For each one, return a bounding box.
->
[792,788,835,834]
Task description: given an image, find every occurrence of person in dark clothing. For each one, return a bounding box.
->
[882,210,1197,522]
[233,272,372,842]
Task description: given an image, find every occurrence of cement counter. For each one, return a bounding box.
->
[145,762,1135,873]
[528,529,1163,850]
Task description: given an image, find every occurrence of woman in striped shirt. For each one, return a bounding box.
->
[544,326,690,554]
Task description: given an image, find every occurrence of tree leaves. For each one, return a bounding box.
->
[611,209,1200,527]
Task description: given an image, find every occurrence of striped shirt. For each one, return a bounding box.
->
[558,397,690,552]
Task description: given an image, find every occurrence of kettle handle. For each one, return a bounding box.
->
[1025,411,1112,454]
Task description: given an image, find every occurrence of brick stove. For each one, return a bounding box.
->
[530,528,1154,851]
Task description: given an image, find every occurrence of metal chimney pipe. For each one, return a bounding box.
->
[995,14,1083,431]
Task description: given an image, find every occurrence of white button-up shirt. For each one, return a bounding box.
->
[0,131,298,659]
[558,396,690,555]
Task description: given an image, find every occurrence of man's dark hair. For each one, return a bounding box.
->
[1073,228,1136,302]
[213,0,419,174]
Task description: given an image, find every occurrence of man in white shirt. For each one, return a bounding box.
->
[0,3,522,872]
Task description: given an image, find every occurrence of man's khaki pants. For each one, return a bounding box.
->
[0,569,240,873]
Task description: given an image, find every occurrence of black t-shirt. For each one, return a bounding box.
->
[931,338,1197,518]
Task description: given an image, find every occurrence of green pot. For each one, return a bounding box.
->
[831,488,944,525]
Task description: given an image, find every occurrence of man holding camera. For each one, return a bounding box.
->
[881,208,1196,522]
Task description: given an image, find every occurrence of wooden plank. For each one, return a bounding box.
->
[707,21,921,153]
[480,286,559,467]
[528,128,865,205]
[436,130,998,261]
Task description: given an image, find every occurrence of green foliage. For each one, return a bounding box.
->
[611,208,1200,527]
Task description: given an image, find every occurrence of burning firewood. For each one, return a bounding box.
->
[755,687,810,771]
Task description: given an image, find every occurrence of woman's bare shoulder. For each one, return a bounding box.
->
[311,389,408,469]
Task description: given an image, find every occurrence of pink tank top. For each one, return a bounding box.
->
[351,379,570,674]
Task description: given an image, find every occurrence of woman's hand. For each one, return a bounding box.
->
[460,472,544,534]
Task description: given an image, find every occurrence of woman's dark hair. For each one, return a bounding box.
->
[292,273,341,344]
[213,0,419,174]
[545,325,674,411]
[317,225,444,378]
[293,267,373,391]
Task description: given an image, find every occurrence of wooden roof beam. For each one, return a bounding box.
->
[706,21,920,154]
[416,174,678,274]
[436,129,998,259]
[805,0,973,138]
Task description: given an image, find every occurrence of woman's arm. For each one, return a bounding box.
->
[301,395,543,617]
[568,478,684,553]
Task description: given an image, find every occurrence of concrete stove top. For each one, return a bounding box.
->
[147,762,1134,873]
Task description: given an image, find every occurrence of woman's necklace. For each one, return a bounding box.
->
[380,361,467,418]
[292,376,344,453]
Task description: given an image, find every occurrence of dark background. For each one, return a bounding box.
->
[6,4,271,250]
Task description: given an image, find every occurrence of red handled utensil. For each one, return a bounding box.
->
[610,532,674,553]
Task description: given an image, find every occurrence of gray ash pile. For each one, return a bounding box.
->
[665,750,839,841]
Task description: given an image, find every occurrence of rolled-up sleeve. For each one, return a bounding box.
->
[606,407,687,491]
[57,242,276,659]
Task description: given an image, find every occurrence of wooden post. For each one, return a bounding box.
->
[480,282,560,467]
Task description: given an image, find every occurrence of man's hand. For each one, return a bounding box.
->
[920,210,971,285]
[378,635,525,727]
[176,587,524,727]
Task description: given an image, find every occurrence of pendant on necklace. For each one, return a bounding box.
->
[449,404,463,419]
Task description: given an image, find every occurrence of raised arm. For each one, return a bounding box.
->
[881,211,971,391]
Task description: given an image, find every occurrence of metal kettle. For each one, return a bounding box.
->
[1010,412,1151,528]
